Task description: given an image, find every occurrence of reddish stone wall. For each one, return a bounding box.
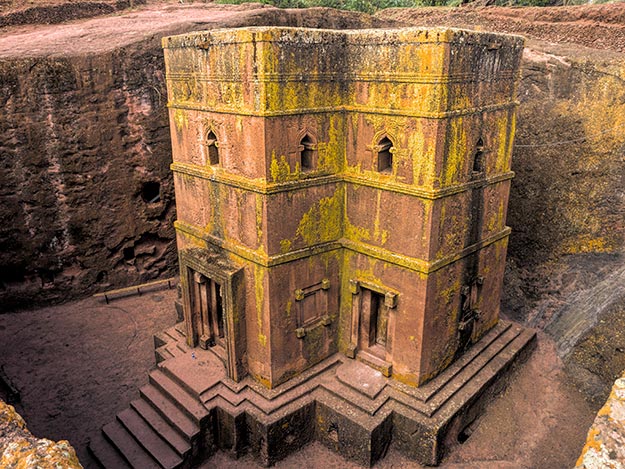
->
[0,50,176,311]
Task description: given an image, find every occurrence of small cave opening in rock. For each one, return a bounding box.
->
[123,246,135,261]
[141,181,161,203]
[327,422,339,443]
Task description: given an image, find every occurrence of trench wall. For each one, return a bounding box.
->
[0,6,395,311]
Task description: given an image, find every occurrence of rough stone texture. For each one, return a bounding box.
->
[0,0,147,28]
[0,399,82,468]
[576,375,625,469]
[378,3,625,404]
[90,318,535,468]
[0,4,397,312]
[166,25,523,388]
[0,291,596,469]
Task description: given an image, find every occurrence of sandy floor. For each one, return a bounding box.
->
[0,287,596,469]
[0,285,178,467]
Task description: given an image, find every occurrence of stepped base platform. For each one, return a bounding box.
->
[89,320,535,468]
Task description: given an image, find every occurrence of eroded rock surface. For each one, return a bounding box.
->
[0,399,82,468]
[576,376,625,469]
[379,3,625,404]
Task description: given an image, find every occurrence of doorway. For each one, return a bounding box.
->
[179,249,247,382]
[358,288,389,361]
[190,270,226,360]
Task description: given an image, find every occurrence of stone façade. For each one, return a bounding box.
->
[88,26,536,469]
[164,26,525,389]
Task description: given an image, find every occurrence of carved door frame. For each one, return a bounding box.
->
[179,250,246,382]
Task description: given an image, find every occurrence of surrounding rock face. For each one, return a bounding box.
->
[1,4,624,400]
[0,4,396,312]
[576,375,625,469]
[0,399,82,468]
[0,49,177,310]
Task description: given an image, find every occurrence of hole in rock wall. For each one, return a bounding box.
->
[123,247,135,261]
[141,181,161,203]
[328,422,339,442]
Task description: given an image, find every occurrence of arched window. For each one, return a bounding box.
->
[299,134,314,171]
[377,137,393,173]
[207,130,219,166]
[472,138,484,173]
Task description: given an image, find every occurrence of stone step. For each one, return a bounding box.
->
[117,408,183,469]
[423,325,522,414]
[140,384,200,441]
[131,399,191,457]
[149,369,208,423]
[164,326,184,343]
[174,322,187,338]
[88,430,131,469]
[156,346,175,364]
[154,331,170,349]
[102,421,160,469]
[167,342,186,358]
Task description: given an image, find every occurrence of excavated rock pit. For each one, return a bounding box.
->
[1,2,624,467]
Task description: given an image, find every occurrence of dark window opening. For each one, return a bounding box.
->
[300,135,314,171]
[207,131,219,165]
[369,291,389,349]
[123,246,135,260]
[473,138,485,173]
[377,137,393,173]
[141,181,160,203]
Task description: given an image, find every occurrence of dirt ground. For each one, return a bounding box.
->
[0,286,178,467]
[0,288,596,469]
[378,4,625,53]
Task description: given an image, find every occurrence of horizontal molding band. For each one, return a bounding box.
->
[175,220,510,274]
[167,101,519,120]
[163,33,521,49]
[165,71,518,85]
[171,162,341,194]
[171,161,513,199]
[343,172,514,199]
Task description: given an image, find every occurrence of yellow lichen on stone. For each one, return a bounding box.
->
[0,400,82,469]
[173,108,188,133]
[253,264,266,347]
[269,152,292,183]
[296,188,343,246]
[279,239,292,254]
[443,118,467,186]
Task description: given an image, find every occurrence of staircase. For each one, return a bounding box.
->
[89,325,207,469]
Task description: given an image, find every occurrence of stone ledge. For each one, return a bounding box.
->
[156,320,536,466]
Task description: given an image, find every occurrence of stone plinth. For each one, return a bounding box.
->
[154,320,535,466]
